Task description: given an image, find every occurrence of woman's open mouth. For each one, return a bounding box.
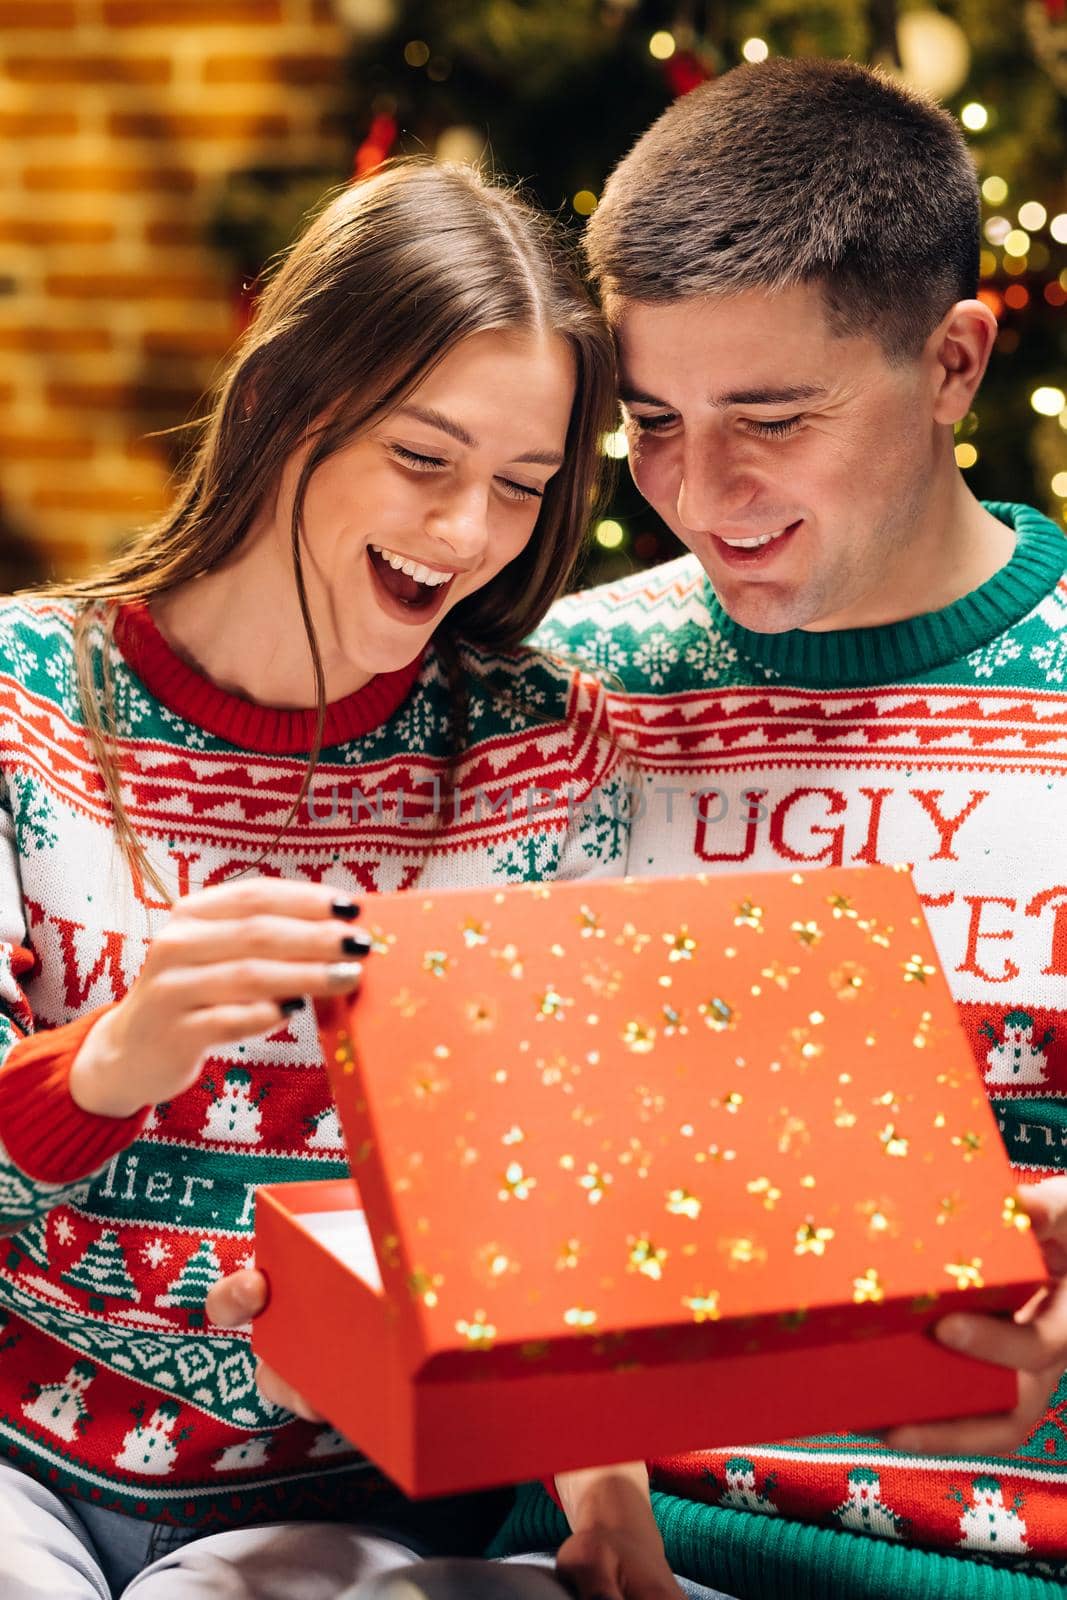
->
[367,543,458,622]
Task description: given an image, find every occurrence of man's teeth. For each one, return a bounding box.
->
[369,545,453,586]
[720,527,791,549]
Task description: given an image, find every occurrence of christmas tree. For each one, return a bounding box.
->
[62,1230,137,1313]
[6,1215,49,1273]
[159,1239,223,1328]
[210,0,1067,585]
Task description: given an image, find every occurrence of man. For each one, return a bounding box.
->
[212,55,1067,1598]
[510,53,1067,1596]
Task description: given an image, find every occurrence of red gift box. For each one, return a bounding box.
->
[254,865,1045,1496]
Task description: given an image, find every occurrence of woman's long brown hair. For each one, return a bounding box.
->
[31,160,617,902]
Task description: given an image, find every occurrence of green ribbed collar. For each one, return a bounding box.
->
[705,502,1067,689]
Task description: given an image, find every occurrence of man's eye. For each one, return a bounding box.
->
[390,445,447,469]
[746,417,802,438]
[630,413,677,433]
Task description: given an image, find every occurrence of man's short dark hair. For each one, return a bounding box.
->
[584,57,980,361]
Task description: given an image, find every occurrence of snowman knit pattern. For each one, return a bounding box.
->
[0,596,626,1527]
[527,502,1067,1585]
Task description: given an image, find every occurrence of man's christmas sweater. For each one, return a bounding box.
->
[0,596,626,1529]
[527,503,1067,1587]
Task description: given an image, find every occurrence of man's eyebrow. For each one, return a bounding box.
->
[619,383,828,408]
[392,404,563,467]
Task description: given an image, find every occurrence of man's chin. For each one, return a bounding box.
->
[706,579,812,637]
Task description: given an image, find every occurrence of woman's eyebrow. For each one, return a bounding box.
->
[392,403,563,466]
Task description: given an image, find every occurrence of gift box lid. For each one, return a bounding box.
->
[315,865,1044,1375]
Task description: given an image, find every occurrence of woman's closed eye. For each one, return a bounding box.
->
[390,443,543,503]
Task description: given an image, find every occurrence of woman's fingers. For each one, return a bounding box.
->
[174,879,360,924]
[151,914,372,969]
[205,1267,269,1328]
[255,1360,325,1423]
[157,957,365,1015]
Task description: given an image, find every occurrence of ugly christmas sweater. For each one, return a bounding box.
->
[509,502,1067,1593]
[0,596,627,1531]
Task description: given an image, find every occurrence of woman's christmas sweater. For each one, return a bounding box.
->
[522,502,1067,1589]
[0,596,627,1530]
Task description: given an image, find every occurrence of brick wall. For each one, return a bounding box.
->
[0,0,350,578]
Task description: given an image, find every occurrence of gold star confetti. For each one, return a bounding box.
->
[859,917,893,948]
[913,1009,934,1048]
[367,925,395,955]
[460,919,488,947]
[666,1188,702,1219]
[944,1258,984,1290]
[902,953,937,984]
[725,1236,765,1266]
[422,950,450,978]
[501,1125,524,1145]
[493,943,524,978]
[795,1220,835,1256]
[937,1192,961,1225]
[556,1238,582,1270]
[791,919,823,948]
[857,1199,895,1237]
[777,1114,810,1153]
[389,988,425,1020]
[683,1291,720,1323]
[499,1162,535,1201]
[699,997,736,1031]
[333,1032,356,1074]
[660,1004,687,1036]
[853,1268,884,1304]
[952,1130,983,1160]
[577,906,604,938]
[746,1177,781,1211]
[665,927,697,961]
[829,962,866,1000]
[1002,1196,1032,1231]
[456,1310,496,1347]
[407,1269,443,1307]
[579,1163,612,1204]
[789,1027,824,1065]
[627,1236,668,1280]
[761,961,800,991]
[564,1306,598,1329]
[827,893,857,919]
[537,985,572,1019]
[411,1067,449,1101]
[622,1019,656,1053]
[718,1090,744,1113]
[879,1124,910,1158]
[464,998,497,1033]
[734,900,764,930]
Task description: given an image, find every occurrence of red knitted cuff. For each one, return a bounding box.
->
[543,1476,564,1509]
[0,1007,149,1183]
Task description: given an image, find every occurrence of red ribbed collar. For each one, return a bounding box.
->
[113,601,425,754]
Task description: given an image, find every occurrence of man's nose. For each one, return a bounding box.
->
[425,483,491,562]
[675,436,756,533]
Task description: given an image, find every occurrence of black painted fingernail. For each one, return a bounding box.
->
[341,932,372,957]
[279,997,306,1015]
[330,899,361,921]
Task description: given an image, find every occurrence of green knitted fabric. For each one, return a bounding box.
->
[490,1483,1067,1600]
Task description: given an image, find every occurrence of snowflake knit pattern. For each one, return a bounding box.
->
[0,596,626,1529]
[526,502,1067,1589]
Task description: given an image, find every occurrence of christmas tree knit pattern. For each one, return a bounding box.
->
[529,503,1067,1582]
[0,597,625,1527]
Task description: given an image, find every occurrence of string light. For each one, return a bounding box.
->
[1050,214,1067,245]
[572,190,598,217]
[984,216,1011,246]
[961,103,988,131]
[981,175,1008,205]
[954,443,978,469]
[403,39,429,66]
[1004,285,1029,310]
[1002,229,1030,257]
[1018,201,1047,231]
[978,249,997,278]
[742,38,769,63]
[649,31,676,59]
[602,428,629,460]
[1052,472,1067,498]
[595,520,625,548]
[1031,387,1066,417]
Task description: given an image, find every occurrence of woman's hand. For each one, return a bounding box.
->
[886,1178,1067,1455]
[69,879,367,1119]
[205,1265,325,1421]
[554,1463,682,1600]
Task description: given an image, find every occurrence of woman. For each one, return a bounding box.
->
[0,160,716,1598]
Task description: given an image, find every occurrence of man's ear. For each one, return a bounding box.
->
[927,299,998,426]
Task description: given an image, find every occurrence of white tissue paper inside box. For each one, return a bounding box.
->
[300,1209,382,1292]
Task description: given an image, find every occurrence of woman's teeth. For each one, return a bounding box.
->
[369,544,453,586]
[719,527,791,549]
